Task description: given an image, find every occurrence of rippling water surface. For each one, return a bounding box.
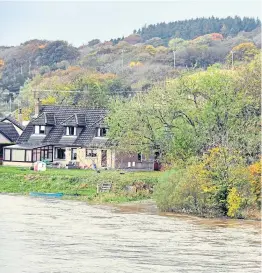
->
[0,195,261,273]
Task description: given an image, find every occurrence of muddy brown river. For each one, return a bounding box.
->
[0,195,261,273]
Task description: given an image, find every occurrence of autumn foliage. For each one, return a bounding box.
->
[210,33,223,40]
[230,42,259,62]
[155,147,259,218]
[129,61,143,68]
[248,161,261,206]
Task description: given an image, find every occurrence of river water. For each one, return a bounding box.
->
[0,195,261,273]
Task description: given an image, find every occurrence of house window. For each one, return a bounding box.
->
[96,128,107,137]
[66,126,76,136]
[25,150,32,162]
[71,148,77,160]
[12,149,25,162]
[55,148,66,159]
[86,149,97,157]
[40,126,45,134]
[138,152,142,162]
[4,149,11,161]
[35,125,45,134]
[35,126,39,134]
[32,146,53,162]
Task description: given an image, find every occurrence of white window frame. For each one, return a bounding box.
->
[96,128,107,137]
[66,126,76,136]
[35,125,40,134]
[25,150,32,162]
[97,128,101,137]
[4,149,11,161]
[35,125,45,134]
[40,125,45,134]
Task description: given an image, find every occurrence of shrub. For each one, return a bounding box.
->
[248,161,261,207]
[154,147,259,218]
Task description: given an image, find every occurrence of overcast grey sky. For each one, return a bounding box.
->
[0,0,261,46]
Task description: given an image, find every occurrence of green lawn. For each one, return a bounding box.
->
[0,166,161,203]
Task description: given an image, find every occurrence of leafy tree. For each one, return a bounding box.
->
[39,66,51,75]
[145,45,157,55]
[145,37,165,47]
[16,67,120,115]
[35,40,79,66]
[155,147,254,218]
[168,38,188,50]
[88,39,101,47]
[124,34,142,45]
[135,16,260,41]
[56,60,70,70]
[107,59,260,164]
[248,161,261,207]
[129,61,143,68]
[229,42,259,62]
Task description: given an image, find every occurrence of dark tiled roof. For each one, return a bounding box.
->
[31,113,46,125]
[76,114,86,126]
[0,122,20,142]
[28,134,46,145]
[45,113,56,125]
[89,137,112,148]
[31,113,56,125]
[17,105,108,148]
[0,116,25,130]
[94,117,107,128]
[18,124,34,143]
[61,115,77,127]
[61,113,87,127]
[59,136,78,146]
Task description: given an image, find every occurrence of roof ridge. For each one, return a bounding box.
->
[0,115,25,130]
[41,105,108,111]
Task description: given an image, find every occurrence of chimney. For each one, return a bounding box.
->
[34,98,41,117]
[18,108,23,124]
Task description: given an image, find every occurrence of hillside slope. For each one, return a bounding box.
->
[0,16,260,116]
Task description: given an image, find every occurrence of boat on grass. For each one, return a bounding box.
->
[29,192,64,198]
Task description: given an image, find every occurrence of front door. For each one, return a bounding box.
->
[101,150,107,167]
[71,148,77,160]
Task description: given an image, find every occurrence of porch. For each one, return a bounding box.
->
[3,144,54,165]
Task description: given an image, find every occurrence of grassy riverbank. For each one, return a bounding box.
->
[1,166,260,220]
[0,166,161,203]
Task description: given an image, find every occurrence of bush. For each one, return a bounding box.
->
[154,147,260,218]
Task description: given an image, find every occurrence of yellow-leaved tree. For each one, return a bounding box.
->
[228,42,259,63]
[248,161,261,207]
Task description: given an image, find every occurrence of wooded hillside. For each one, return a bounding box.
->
[0,16,261,219]
[0,16,260,115]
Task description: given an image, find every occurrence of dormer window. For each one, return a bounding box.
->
[35,125,45,134]
[96,128,107,137]
[66,126,76,136]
